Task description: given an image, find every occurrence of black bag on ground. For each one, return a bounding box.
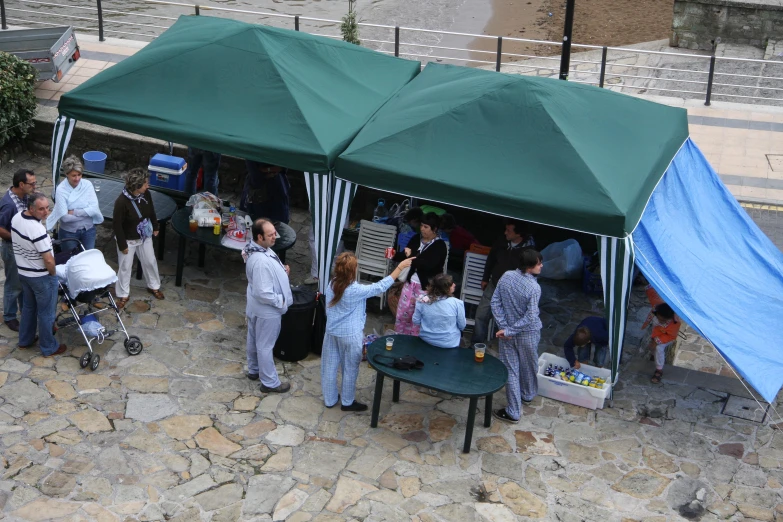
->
[273,286,317,362]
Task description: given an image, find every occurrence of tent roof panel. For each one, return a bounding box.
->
[58,16,421,173]
[336,63,689,237]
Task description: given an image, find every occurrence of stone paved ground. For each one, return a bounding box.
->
[0,153,781,521]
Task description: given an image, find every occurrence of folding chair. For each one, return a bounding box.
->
[460,252,493,342]
[355,220,397,310]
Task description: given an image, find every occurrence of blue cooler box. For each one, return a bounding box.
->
[148,154,188,191]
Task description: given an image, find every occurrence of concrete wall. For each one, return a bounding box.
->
[672,0,783,50]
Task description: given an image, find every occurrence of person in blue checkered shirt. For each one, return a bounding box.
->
[490,248,543,423]
[322,252,413,412]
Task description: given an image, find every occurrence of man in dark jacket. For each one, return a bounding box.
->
[0,169,36,331]
[241,161,291,225]
[471,220,534,345]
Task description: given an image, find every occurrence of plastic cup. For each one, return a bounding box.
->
[189,219,198,233]
[222,213,231,230]
[93,180,101,192]
[385,337,394,351]
[474,343,486,363]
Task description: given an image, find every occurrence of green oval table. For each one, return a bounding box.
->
[367,335,508,453]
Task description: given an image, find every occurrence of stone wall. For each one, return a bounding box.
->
[672,0,783,50]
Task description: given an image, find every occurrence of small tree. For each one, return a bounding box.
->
[340,0,361,46]
[0,52,37,148]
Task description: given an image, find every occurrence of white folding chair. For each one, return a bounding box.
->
[460,252,493,342]
[355,220,397,310]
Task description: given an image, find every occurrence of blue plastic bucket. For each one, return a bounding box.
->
[82,151,107,174]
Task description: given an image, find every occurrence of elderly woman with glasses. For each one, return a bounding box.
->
[112,168,163,308]
[47,155,103,250]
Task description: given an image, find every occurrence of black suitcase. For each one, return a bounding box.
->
[273,286,317,362]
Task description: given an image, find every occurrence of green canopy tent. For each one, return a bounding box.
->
[52,15,421,290]
[334,63,690,394]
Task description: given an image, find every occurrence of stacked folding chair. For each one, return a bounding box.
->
[460,252,492,341]
[355,220,397,310]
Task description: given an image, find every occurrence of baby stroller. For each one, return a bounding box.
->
[54,238,143,371]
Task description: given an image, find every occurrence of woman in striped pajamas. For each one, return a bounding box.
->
[322,253,413,412]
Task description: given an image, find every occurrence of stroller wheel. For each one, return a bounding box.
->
[90,354,100,371]
[80,352,92,369]
[125,338,143,356]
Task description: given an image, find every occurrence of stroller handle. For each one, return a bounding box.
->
[53,238,85,252]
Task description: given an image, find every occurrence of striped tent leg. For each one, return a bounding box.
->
[51,115,76,200]
[304,171,356,295]
[305,172,330,294]
[599,235,636,402]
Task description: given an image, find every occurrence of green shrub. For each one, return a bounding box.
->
[0,51,37,148]
[341,0,361,46]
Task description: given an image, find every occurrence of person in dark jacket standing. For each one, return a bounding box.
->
[113,168,164,309]
[471,221,534,345]
[241,161,291,224]
[0,168,36,331]
[392,212,448,335]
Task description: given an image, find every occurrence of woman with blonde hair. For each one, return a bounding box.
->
[322,252,413,411]
[413,273,466,348]
[112,168,163,308]
[47,155,103,249]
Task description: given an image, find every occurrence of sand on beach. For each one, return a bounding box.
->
[470,0,674,65]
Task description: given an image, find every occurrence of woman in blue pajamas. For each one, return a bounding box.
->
[322,252,413,411]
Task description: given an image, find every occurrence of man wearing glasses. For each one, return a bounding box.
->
[0,169,37,332]
[11,193,67,357]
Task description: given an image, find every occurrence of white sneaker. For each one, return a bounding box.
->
[304,276,319,285]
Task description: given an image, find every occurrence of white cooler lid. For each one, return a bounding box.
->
[148,164,186,175]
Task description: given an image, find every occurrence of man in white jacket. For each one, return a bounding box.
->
[244,218,293,393]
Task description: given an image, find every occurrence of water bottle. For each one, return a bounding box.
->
[373,199,388,223]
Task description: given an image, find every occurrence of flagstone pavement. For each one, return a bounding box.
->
[0,153,781,521]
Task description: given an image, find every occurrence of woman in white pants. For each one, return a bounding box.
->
[112,168,164,309]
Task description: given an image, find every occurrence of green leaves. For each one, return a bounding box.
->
[0,52,37,148]
[341,0,361,46]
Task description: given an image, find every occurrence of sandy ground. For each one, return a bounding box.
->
[471,0,675,63]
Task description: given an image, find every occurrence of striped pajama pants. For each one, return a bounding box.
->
[321,331,364,407]
[499,329,541,420]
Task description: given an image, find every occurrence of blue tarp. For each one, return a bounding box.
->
[633,138,783,403]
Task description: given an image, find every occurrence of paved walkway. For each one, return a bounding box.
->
[0,151,781,521]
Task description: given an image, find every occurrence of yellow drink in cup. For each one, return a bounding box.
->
[474,343,486,362]
[386,337,394,351]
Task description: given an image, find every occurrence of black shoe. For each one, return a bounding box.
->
[522,397,534,405]
[260,382,291,394]
[246,373,259,381]
[4,319,19,332]
[493,408,519,424]
[326,396,340,408]
[341,401,368,412]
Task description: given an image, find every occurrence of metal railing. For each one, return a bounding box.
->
[2,0,783,107]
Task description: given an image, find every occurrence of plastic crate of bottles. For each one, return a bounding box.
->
[536,353,611,410]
